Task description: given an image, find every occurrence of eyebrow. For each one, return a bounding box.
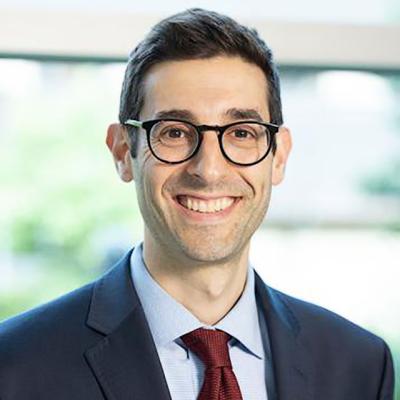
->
[154,109,196,121]
[153,108,264,123]
[225,107,263,122]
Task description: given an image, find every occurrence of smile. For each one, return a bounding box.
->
[176,195,237,213]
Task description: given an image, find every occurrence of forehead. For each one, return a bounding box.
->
[140,56,270,121]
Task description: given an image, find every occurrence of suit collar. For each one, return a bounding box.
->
[86,249,137,335]
[85,249,172,400]
[84,249,313,400]
[255,271,314,400]
[130,243,264,358]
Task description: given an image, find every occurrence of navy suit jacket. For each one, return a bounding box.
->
[0,249,394,399]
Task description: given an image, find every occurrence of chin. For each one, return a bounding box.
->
[178,239,241,265]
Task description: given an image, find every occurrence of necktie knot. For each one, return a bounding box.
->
[181,328,232,369]
[181,328,243,399]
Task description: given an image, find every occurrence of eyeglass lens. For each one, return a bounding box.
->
[148,120,271,164]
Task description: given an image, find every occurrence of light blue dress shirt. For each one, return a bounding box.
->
[130,243,268,400]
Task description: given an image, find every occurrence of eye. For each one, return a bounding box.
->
[233,129,251,139]
[155,124,197,147]
[165,128,186,139]
[231,129,255,139]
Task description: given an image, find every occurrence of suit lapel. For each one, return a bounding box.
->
[255,272,314,400]
[84,250,172,400]
[83,249,314,400]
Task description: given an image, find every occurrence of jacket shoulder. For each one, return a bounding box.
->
[0,281,99,362]
[270,286,384,346]
[266,285,393,381]
[266,286,395,397]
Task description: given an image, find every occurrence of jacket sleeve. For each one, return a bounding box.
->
[378,340,395,400]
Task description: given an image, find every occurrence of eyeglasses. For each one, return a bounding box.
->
[124,118,279,166]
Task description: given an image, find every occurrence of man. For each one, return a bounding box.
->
[0,8,394,400]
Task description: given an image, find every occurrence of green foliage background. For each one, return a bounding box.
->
[0,62,398,397]
[0,63,142,317]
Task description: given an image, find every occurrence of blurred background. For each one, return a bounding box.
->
[0,0,399,396]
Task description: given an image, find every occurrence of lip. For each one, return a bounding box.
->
[172,195,241,223]
[176,193,240,201]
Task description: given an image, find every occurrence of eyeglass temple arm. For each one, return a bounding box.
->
[124,119,142,128]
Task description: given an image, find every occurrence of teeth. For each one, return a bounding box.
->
[178,196,235,213]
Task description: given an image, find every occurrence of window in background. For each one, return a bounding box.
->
[3,0,400,25]
[0,60,399,390]
[0,60,141,319]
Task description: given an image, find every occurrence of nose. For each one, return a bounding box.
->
[185,130,230,184]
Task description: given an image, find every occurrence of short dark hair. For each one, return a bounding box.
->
[119,8,282,156]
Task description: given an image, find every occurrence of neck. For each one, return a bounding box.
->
[142,235,250,326]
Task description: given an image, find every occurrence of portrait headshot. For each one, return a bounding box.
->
[0,4,398,400]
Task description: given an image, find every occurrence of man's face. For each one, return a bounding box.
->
[110,56,290,264]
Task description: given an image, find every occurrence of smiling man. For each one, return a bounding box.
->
[0,8,394,400]
[117,56,285,330]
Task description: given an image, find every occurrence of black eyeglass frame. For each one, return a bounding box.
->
[124,118,280,166]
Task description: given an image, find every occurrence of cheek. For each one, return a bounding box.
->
[254,180,270,210]
[140,142,153,163]
[244,160,272,199]
[134,152,157,204]
[139,160,171,209]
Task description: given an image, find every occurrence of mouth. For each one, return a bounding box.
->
[174,194,240,215]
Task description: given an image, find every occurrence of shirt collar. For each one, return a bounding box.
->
[213,259,264,358]
[130,243,264,359]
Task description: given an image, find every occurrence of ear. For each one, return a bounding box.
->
[106,123,134,182]
[271,126,292,186]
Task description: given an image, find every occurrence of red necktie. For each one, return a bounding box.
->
[181,328,243,400]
